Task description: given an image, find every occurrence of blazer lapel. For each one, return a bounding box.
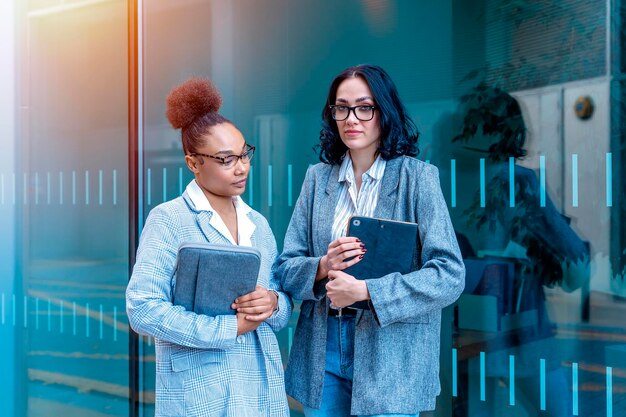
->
[182,192,225,244]
[373,157,402,219]
[313,164,340,256]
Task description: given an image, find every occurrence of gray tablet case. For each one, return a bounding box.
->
[345,216,419,309]
[173,242,261,316]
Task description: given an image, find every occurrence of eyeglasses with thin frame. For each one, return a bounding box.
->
[189,144,255,169]
[329,105,377,121]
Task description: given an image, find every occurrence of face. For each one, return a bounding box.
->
[185,123,250,203]
[334,76,381,157]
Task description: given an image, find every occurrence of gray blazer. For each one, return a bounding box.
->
[275,156,465,415]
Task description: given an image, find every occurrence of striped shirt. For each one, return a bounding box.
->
[331,152,387,241]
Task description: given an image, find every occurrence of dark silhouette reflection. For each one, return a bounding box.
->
[452,84,590,416]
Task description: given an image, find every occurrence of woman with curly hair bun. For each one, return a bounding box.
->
[126,77,291,417]
[275,64,465,417]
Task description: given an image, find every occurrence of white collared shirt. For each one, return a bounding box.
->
[186,180,256,246]
[331,153,386,240]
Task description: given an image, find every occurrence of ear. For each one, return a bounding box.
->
[185,154,201,174]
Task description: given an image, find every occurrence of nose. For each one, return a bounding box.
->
[233,156,247,174]
[345,108,359,124]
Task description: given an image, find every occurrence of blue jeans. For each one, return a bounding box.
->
[303,316,419,417]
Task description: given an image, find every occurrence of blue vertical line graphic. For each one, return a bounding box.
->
[249,167,254,207]
[163,167,167,202]
[23,173,27,205]
[607,367,613,417]
[288,327,293,355]
[72,171,76,205]
[72,302,76,336]
[59,172,63,205]
[85,170,90,205]
[452,348,458,397]
[572,154,578,207]
[23,296,27,328]
[47,299,51,331]
[99,305,103,339]
[451,159,457,208]
[1,293,4,324]
[287,164,293,207]
[540,155,546,207]
[1,173,4,205]
[480,351,485,401]
[148,336,152,347]
[85,303,90,337]
[573,362,579,415]
[540,358,546,410]
[113,169,117,205]
[479,158,485,207]
[12,294,15,326]
[35,172,39,205]
[47,172,51,205]
[509,157,515,207]
[35,298,39,330]
[147,168,152,206]
[113,306,117,341]
[268,165,273,207]
[509,355,515,406]
[179,167,183,195]
[606,153,612,207]
[60,300,64,333]
[99,170,103,205]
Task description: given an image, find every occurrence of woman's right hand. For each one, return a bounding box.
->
[236,312,261,336]
[316,236,366,281]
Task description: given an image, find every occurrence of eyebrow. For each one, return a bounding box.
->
[335,96,374,104]
[212,143,248,156]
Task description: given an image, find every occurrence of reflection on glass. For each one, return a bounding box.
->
[11,1,130,416]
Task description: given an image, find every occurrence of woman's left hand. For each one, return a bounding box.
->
[326,270,370,308]
[232,286,278,322]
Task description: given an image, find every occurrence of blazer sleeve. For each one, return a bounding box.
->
[260,221,294,331]
[366,164,466,327]
[274,167,327,301]
[126,206,238,350]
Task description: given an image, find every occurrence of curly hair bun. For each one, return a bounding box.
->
[165,77,222,129]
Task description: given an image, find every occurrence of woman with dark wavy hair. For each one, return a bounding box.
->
[276,64,465,417]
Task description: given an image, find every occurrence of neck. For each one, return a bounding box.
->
[349,149,377,176]
[203,190,236,215]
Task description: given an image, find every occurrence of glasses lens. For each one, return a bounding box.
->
[222,155,237,168]
[243,146,255,162]
[331,106,348,121]
[356,106,374,121]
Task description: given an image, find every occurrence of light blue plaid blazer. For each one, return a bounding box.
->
[126,190,292,417]
[275,156,465,415]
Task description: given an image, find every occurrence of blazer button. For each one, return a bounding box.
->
[236,335,244,344]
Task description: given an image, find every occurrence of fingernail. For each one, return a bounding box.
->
[356,239,361,242]
[362,249,367,252]
[359,255,364,259]
[360,243,365,248]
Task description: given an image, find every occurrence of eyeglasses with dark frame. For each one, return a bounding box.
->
[329,105,377,121]
[189,144,256,169]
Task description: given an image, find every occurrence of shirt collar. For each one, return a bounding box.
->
[338,152,386,183]
[186,180,255,246]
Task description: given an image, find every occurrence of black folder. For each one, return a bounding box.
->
[344,216,419,309]
[173,242,260,316]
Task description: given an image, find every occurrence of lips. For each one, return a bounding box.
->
[233,178,247,187]
[344,130,362,137]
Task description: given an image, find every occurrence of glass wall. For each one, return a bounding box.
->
[2,0,131,416]
[2,1,625,417]
[139,1,626,417]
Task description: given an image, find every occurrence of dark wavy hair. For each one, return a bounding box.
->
[317,64,419,165]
